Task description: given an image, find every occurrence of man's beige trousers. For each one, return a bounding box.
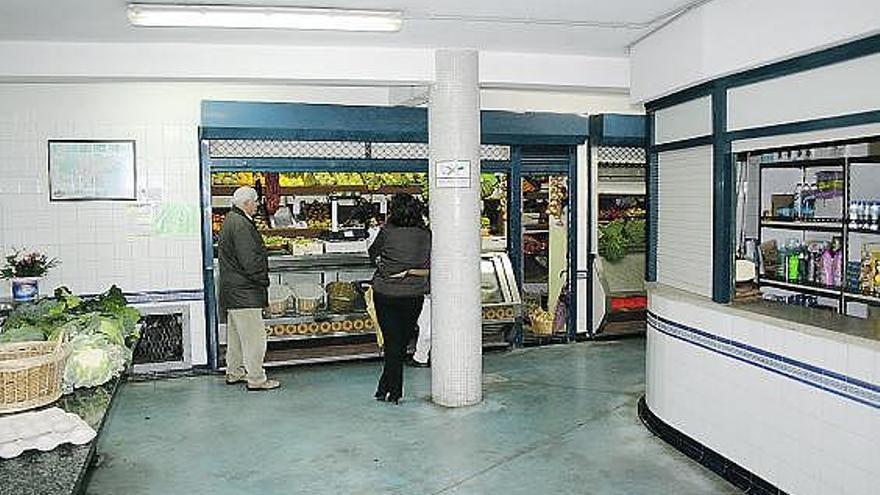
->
[226,308,268,385]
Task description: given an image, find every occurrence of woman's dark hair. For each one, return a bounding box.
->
[387,193,427,228]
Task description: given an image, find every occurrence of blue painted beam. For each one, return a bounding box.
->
[201,101,588,145]
[589,114,647,147]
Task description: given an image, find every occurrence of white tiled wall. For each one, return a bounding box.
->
[647,289,880,495]
[0,82,391,364]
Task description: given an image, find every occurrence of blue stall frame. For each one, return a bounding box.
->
[587,114,648,338]
[199,101,588,369]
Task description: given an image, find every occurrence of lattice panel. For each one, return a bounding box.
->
[597,146,646,166]
[209,140,367,159]
[209,139,511,162]
[480,145,511,161]
[371,142,429,159]
[133,313,185,365]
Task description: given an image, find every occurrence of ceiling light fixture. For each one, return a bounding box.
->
[127,4,403,32]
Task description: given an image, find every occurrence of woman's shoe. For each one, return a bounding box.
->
[374,391,389,401]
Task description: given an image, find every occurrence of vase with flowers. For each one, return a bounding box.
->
[1,250,59,301]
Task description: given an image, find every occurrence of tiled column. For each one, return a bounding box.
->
[429,49,482,407]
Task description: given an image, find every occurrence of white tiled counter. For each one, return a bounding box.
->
[646,284,879,495]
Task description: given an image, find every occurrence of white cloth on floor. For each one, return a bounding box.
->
[0,407,96,459]
[413,296,431,364]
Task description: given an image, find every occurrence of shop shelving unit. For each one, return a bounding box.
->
[748,142,880,316]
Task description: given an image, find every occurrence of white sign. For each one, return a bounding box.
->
[435,160,471,188]
[48,140,136,201]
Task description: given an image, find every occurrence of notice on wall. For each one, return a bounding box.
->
[48,140,136,201]
[435,160,472,189]
[152,203,200,237]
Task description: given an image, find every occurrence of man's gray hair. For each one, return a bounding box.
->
[232,186,258,208]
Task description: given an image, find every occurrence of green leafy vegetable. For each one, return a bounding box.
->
[0,324,47,343]
[63,334,130,391]
[599,220,628,262]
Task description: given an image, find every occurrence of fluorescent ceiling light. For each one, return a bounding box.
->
[127,4,403,32]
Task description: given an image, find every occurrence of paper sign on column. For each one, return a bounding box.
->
[435,160,471,188]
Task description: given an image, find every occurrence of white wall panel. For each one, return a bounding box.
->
[630,0,880,103]
[655,96,712,145]
[731,122,880,153]
[657,146,713,297]
[728,52,880,131]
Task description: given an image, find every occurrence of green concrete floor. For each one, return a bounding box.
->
[87,339,738,495]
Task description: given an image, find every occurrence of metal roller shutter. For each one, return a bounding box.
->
[657,146,713,297]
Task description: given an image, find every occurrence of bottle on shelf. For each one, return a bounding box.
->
[849,201,861,230]
[793,183,803,218]
[870,201,880,231]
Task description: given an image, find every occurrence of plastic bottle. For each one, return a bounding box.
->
[778,246,788,280]
[794,183,803,218]
[850,201,861,230]
[871,201,880,231]
[822,248,835,287]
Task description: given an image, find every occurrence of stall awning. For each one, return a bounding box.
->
[201,101,588,145]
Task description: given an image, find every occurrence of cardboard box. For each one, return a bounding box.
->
[771,194,794,217]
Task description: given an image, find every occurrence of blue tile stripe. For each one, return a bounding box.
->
[647,311,880,410]
[121,289,205,305]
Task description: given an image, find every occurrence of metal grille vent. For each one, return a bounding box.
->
[209,139,511,162]
[209,140,367,159]
[133,313,185,365]
[597,146,646,166]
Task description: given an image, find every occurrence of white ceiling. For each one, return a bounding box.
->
[0,0,702,56]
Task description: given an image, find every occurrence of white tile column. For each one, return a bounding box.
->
[429,49,482,407]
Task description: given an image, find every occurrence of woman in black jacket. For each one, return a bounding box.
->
[369,194,431,404]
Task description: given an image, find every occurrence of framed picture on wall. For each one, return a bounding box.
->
[48,140,137,201]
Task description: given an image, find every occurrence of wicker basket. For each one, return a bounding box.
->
[530,318,554,335]
[0,340,70,414]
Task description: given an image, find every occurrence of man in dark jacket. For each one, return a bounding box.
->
[218,186,279,390]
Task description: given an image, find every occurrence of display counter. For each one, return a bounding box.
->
[0,378,121,495]
[643,284,879,495]
[215,251,521,367]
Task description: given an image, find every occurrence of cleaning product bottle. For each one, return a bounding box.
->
[822,247,835,287]
[788,249,800,283]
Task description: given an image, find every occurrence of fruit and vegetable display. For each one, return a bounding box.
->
[528,307,554,335]
[853,243,880,296]
[599,219,645,262]
[262,235,288,251]
[523,234,547,255]
[212,212,225,236]
[0,286,140,391]
[212,172,261,186]
[215,172,426,190]
[301,201,331,229]
[547,176,568,220]
[598,196,646,222]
